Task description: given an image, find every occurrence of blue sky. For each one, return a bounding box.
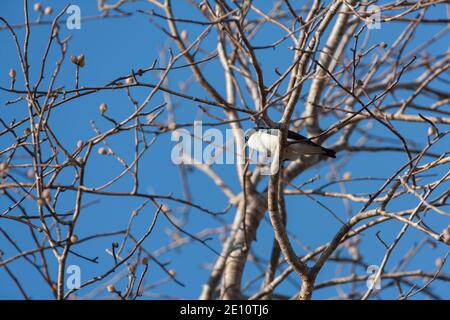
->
[0,0,448,299]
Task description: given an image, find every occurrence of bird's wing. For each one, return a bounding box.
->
[287,130,336,158]
[287,130,319,146]
[287,130,307,141]
[256,128,321,147]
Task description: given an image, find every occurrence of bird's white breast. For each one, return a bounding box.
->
[247,131,279,154]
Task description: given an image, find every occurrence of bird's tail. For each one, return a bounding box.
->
[322,147,336,158]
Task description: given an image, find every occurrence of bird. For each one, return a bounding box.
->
[245,127,336,161]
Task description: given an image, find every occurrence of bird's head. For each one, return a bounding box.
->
[244,128,258,143]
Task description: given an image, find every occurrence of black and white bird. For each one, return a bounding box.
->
[245,127,336,160]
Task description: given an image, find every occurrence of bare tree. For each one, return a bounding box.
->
[0,0,449,300]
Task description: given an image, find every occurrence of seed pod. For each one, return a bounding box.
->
[343,172,352,180]
[70,55,78,65]
[34,3,42,11]
[9,68,16,78]
[442,227,450,245]
[180,30,188,42]
[125,76,134,85]
[23,127,32,135]
[427,126,437,136]
[0,162,8,172]
[98,147,108,155]
[106,285,115,293]
[99,103,108,113]
[77,54,85,68]
[199,2,207,15]
[44,6,53,15]
[70,234,78,243]
[167,122,176,131]
[26,169,35,178]
[42,190,51,201]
